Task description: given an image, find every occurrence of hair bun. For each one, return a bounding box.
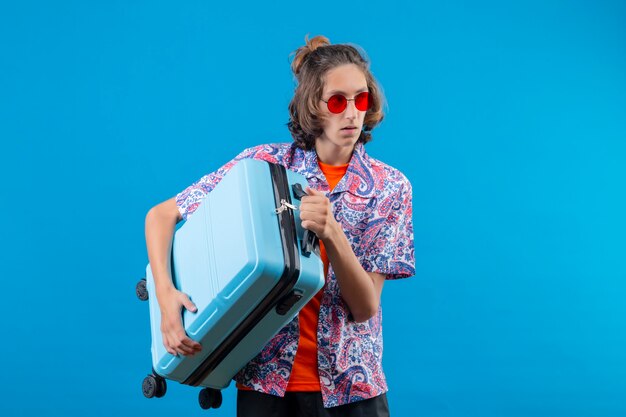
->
[290,34,331,77]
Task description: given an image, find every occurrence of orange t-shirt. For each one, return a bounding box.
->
[237,159,348,392]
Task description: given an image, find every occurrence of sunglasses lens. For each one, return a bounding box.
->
[355,91,370,111]
[327,95,347,113]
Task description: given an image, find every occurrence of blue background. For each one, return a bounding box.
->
[1,1,625,416]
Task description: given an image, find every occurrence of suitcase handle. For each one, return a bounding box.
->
[276,290,304,315]
[301,229,320,258]
[292,183,321,258]
[292,183,307,200]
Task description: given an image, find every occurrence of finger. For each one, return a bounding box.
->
[166,337,180,356]
[299,205,329,218]
[172,335,197,356]
[299,211,326,224]
[179,332,202,352]
[300,213,329,230]
[163,334,177,356]
[305,186,323,196]
[161,323,177,355]
[164,317,191,355]
[178,334,200,355]
[301,220,322,234]
[299,201,330,217]
[180,293,198,313]
[175,298,201,351]
[300,198,328,209]
[167,317,196,356]
[305,187,330,199]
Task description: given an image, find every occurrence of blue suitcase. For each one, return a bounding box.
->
[136,159,325,409]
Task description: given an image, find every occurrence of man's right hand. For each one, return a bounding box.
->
[157,286,202,356]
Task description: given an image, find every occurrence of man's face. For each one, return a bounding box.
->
[316,64,368,152]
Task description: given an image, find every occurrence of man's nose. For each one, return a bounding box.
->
[344,99,358,119]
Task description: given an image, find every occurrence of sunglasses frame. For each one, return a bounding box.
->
[320,91,371,114]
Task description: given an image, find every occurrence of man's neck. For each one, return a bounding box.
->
[314,139,354,165]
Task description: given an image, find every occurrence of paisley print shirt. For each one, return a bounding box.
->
[175,142,415,408]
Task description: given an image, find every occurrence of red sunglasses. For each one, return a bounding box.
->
[321,91,371,114]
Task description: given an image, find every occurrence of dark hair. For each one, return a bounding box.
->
[287,34,386,150]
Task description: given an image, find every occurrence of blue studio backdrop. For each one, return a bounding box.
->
[1,1,625,416]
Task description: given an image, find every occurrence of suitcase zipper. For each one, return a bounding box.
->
[183,162,301,386]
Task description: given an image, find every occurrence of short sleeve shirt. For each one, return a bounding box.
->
[175,142,415,408]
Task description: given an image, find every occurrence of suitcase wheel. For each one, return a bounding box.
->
[198,388,222,409]
[142,374,167,398]
[136,278,149,301]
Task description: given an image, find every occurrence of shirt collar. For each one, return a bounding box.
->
[297,142,375,198]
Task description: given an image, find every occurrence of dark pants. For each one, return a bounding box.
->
[237,389,390,417]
